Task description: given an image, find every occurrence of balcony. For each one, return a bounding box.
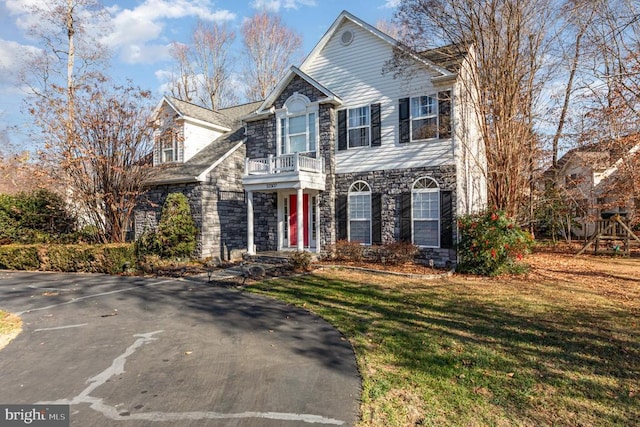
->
[243,153,325,191]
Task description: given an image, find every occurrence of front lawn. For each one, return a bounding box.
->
[248,253,639,426]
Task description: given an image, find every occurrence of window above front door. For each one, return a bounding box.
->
[277,93,319,155]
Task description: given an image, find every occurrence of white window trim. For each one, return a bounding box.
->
[348,181,372,245]
[412,177,440,248]
[276,93,319,157]
[410,95,438,143]
[346,105,371,149]
[160,131,178,164]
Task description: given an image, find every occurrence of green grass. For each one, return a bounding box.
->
[248,259,640,426]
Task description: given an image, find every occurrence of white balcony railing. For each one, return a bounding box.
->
[244,153,324,175]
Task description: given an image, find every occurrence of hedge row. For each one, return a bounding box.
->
[0,244,135,274]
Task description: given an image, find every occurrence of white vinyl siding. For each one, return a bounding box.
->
[182,121,224,162]
[300,20,455,173]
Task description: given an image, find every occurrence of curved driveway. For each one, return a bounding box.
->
[0,271,360,426]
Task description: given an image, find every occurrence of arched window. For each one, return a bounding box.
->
[277,93,318,155]
[412,177,440,247]
[349,181,371,244]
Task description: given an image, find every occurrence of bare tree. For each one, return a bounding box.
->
[33,82,155,243]
[241,12,303,101]
[21,0,110,113]
[395,0,554,219]
[168,42,197,103]
[169,21,238,109]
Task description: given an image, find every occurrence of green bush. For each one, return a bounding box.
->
[99,244,136,274]
[0,245,40,270]
[134,228,161,259]
[0,243,134,273]
[156,193,197,259]
[457,209,534,276]
[0,189,76,244]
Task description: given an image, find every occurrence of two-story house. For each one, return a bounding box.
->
[135,10,487,266]
[544,138,639,237]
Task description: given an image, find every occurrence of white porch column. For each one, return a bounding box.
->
[297,187,304,252]
[315,194,321,254]
[247,190,255,255]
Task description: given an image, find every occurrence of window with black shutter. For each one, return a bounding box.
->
[337,110,347,151]
[371,103,381,147]
[400,192,412,241]
[438,91,452,139]
[440,190,453,249]
[399,98,410,144]
[372,193,382,244]
[336,195,348,240]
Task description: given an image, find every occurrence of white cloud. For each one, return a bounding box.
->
[250,0,316,13]
[118,43,174,65]
[382,0,401,8]
[101,0,236,65]
[0,38,39,86]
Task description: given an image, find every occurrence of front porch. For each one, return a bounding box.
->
[243,153,326,255]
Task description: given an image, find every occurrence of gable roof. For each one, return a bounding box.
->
[545,136,640,182]
[155,96,233,131]
[251,66,343,117]
[147,100,262,185]
[301,10,457,78]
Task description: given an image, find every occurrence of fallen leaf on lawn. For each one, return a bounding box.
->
[507,372,515,378]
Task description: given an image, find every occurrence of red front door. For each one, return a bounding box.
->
[289,194,309,247]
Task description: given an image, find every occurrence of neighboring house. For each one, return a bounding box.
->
[544,138,640,237]
[135,10,487,266]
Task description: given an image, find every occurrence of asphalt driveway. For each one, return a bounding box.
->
[0,271,360,426]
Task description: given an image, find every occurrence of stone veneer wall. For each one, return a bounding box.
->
[134,148,248,262]
[318,103,336,250]
[334,165,458,267]
[134,182,206,255]
[243,75,335,253]
[202,147,247,261]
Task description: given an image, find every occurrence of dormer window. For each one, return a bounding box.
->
[277,93,318,156]
[157,128,180,164]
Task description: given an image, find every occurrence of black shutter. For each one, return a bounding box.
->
[400,192,412,242]
[440,190,453,249]
[372,193,382,244]
[338,110,347,151]
[399,98,410,144]
[438,91,452,139]
[336,195,348,240]
[371,103,381,147]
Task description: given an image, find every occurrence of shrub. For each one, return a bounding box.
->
[381,241,419,265]
[134,229,161,259]
[0,245,40,270]
[0,190,76,244]
[457,209,534,276]
[45,244,97,272]
[98,244,136,274]
[332,240,364,262]
[289,250,313,271]
[156,193,197,259]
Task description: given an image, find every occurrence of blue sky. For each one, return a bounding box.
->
[0,0,399,150]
